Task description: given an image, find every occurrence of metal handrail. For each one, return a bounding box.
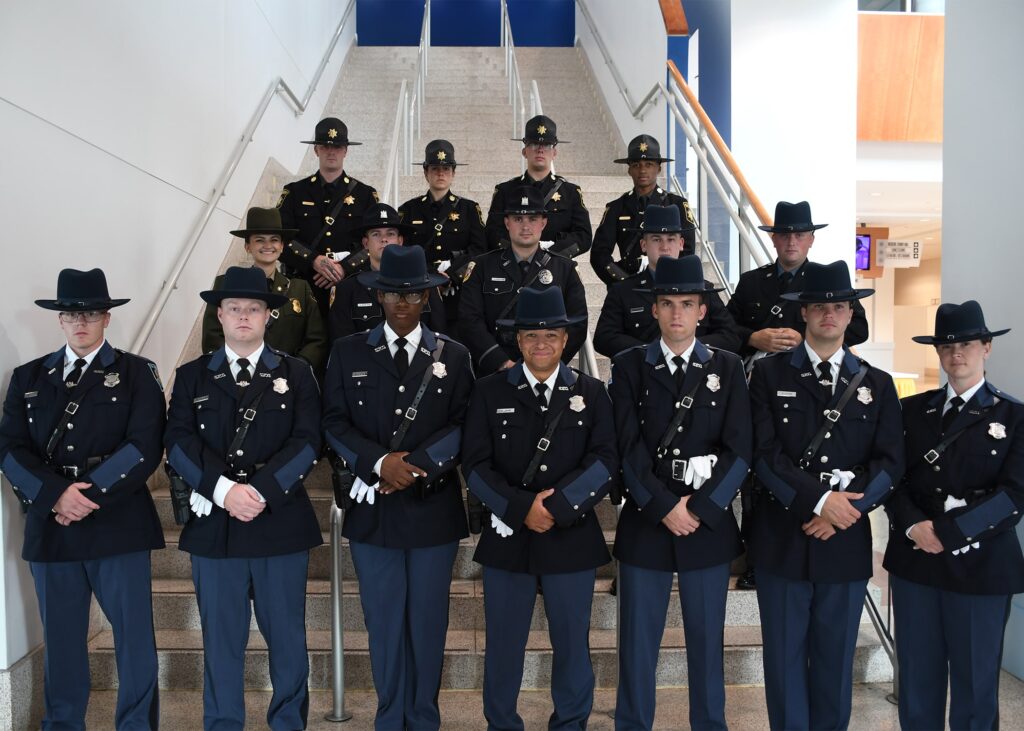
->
[130,0,355,354]
[382,79,410,207]
[325,504,353,722]
[408,0,431,161]
[499,0,526,144]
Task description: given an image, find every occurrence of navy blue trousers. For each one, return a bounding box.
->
[615,561,730,731]
[191,551,310,731]
[892,576,1012,731]
[31,550,158,731]
[482,567,596,731]
[756,569,867,731]
[350,540,459,731]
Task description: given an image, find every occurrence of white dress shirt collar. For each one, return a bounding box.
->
[224,342,265,379]
[661,338,696,376]
[946,378,986,410]
[383,323,422,357]
[63,340,106,378]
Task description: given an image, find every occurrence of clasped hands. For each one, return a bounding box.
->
[312,254,346,288]
[491,489,555,539]
[53,482,100,526]
[349,452,428,505]
[661,453,717,537]
[803,470,863,541]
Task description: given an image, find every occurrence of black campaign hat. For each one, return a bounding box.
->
[513,115,569,144]
[912,300,1010,345]
[350,203,416,239]
[758,201,828,233]
[780,260,874,303]
[630,204,688,234]
[229,207,299,241]
[200,266,289,308]
[636,255,724,295]
[36,268,130,311]
[497,287,586,331]
[301,117,361,146]
[614,134,673,164]
[358,246,447,292]
[499,186,550,216]
[417,139,464,167]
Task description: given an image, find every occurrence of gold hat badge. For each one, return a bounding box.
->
[327,128,338,139]
[437,150,447,161]
[639,142,649,153]
[537,125,547,135]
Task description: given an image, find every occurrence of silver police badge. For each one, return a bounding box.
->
[537,269,553,285]
[432,362,447,379]
[706,374,721,392]
[989,422,1007,439]
[272,377,289,394]
[857,387,873,405]
[103,373,120,388]
[569,395,586,412]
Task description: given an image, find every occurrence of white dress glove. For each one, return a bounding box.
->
[189,491,213,518]
[828,469,857,492]
[943,495,980,554]
[349,477,376,505]
[684,454,719,490]
[490,513,514,538]
[437,259,452,274]
[538,240,555,251]
[638,255,649,272]
[328,251,351,262]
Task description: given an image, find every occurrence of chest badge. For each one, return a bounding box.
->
[706,374,721,392]
[989,422,1007,439]
[857,387,873,405]
[290,298,301,313]
[273,378,289,394]
[104,373,120,388]
[449,212,460,221]
[432,362,447,379]
[343,195,355,206]
[552,192,562,202]
[538,269,553,285]
[569,395,586,412]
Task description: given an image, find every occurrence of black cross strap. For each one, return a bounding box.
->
[495,251,553,324]
[798,364,869,469]
[45,352,121,462]
[309,176,358,254]
[655,353,713,461]
[226,388,268,468]
[389,340,446,452]
[542,178,564,207]
[521,377,580,487]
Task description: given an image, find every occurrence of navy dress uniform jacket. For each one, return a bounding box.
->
[0,342,165,562]
[593,272,741,359]
[458,248,588,373]
[750,347,905,583]
[322,325,473,548]
[484,173,592,257]
[398,191,488,272]
[610,340,751,572]
[165,347,323,559]
[328,274,446,343]
[589,188,697,285]
[727,263,869,359]
[884,383,1024,595]
[462,363,618,575]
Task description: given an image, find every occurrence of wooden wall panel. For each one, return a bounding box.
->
[660,0,688,36]
[858,14,943,142]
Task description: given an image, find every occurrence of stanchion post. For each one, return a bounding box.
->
[325,504,352,722]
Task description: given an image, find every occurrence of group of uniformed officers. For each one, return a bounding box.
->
[0,114,1020,731]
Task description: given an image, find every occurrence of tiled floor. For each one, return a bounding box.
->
[81,673,1024,729]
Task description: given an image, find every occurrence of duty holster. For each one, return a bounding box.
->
[328,452,355,511]
[164,463,193,526]
[467,491,488,535]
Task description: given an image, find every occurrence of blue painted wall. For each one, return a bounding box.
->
[357,0,425,45]
[432,0,501,46]
[506,0,574,46]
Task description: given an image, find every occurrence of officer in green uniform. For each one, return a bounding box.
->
[202,207,328,376]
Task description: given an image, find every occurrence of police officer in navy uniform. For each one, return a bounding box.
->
[728,200,869,591]
[0,268,164,730]
[328,203,445,342]
[609,255,751,730]
[883,301,1024,731]
[748,261,904,731]
[202,207,328,374]
[484,115,592,258]
[398,139,487,332]
[462,286,618,731]
[165,266,322,731]
[590,135,697,285]
[277,117,379,318]
[460,186,588,374]
[322,245,474,730]
[594,205,740,359]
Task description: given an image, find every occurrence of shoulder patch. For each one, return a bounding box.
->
[475,203,485,226]
[276,188,289,208]
[147,362,164,392]
[372,190,380,203]
[463,260,477,283]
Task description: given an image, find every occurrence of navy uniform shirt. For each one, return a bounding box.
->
[609,339,751,573]
[462,363,618,574]
[484,173,592,257]
[398,191,487,273]
[727,262,869,359]
[0,341,165,562]
[749,346,905,583]
[164,346,322,559]
[593,271,741,359]
[884,382,1024,595]
[322,324,473,548]
[590,188,697,285]
[328,274,446,343]
[458,247,588,373]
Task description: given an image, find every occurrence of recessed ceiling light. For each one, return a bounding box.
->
[869,192,882,197]
[918,218,930,222]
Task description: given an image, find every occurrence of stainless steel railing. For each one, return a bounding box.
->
[408,0,431,158]
[381,79,411,207]
[499,0,526,152]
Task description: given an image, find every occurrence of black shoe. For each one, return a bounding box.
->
[736,568,756,590]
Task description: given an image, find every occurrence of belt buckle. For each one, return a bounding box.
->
[405,407,418,421]
[324,216,335,225]
[825,409,841,422]
[63,465,79,478]
[924,449,940,464]
[680,396,694,409]
[65,402,79,415]
[770,305,783,316]
[537,437,550,452]
[243,408,256,421]
[819,471,833,483]
[234,470,248,482]
[671,459,689,482]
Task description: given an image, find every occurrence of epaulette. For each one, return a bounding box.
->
[988,383,1023,405]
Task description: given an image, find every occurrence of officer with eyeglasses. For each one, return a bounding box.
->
[0,268,165,729]
[323,245,474,730]
[328,203,446,341]
[484,115,592,258]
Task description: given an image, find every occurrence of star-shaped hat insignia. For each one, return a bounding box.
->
[537,125,547,135]
[437,150,447,160]
[327,128,338,139]
[639,142,649,152]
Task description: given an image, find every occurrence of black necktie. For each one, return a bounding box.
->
[638,195,650,212]
[519,260,531,279]
[817,362,833,398]
[394,337,409,377]
[236,358,252,387]
[535,382,549,411]
[672,355,686,390]
[778,270,794,291]
[941,395,964,433]
[65,358,86,389]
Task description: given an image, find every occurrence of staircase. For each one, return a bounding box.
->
[87,44,892,696]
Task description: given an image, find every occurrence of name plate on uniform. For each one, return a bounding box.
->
[356,302,372,307]
[496,408,515,414]
[777,390,797,398]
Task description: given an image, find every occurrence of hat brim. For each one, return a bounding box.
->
[350,223,417,240]
[635,284,725,295]
[35,298,130,312]
[229,228,299,240]
[495,313,587,330]
[357,270,448,292]
[500,207,549,217]
[628,225,694,235]
[613,156,673,164]
[780,288,874,303]
[758,223,828,233]
[300,139,361,146]
[417,161,463,167]
[199,290,289,309]
[513,138,570,144]
[912,328,1011,345]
